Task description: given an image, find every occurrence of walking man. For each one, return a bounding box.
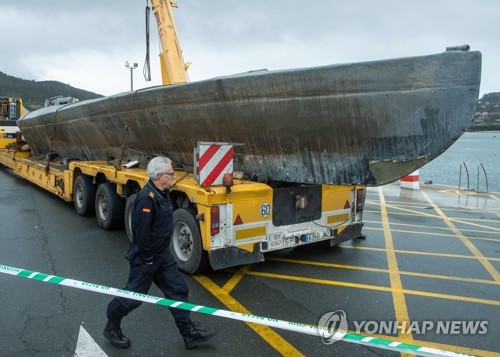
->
[104,156,217,350]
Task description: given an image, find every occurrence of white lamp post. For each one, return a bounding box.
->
[125,61,138,90]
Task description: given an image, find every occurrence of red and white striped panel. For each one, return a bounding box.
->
[197,143,234,187]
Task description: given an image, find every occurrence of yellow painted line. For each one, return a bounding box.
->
[366,208,440,219]
[436,188,488,196]
[445,216,500,231]
[399,270,500,286]
[488,194,500,202]
[364,226,500,243]
[421,191,500,283]
[370,198,500,214]
[266,257,500,286]
[267,257,389,274]
[228,270,395,293]
[341,245,500,262]
[378,187,414,345]
[365,220,500,236]
[193,274,304,356]
[216,263,498,355]
[232,270,500,306]
[222,264,252,293]
[367,203,500,227]
[366,200,430,208]
[402,288,500,306]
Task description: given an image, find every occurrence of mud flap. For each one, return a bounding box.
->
[329,222,365,246]
[208,245,264,271]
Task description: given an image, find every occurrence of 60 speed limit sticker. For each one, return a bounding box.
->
[260,203,271,217]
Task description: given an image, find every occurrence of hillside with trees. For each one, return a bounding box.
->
[0,71,103,109]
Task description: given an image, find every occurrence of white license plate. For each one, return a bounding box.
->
[267,233,283,249]
[306,232,321,242]
[283,236,295,247]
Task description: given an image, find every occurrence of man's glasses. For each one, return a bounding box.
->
[159,171,175,177]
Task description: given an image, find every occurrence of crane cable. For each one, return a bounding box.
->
[143,1,151,82]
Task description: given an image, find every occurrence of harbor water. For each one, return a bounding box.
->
[419,131,500,193]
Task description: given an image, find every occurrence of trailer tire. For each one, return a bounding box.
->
[73,175,96,216]
[95,183,124,230]
[171,208,209,274]
[124,194,137,243]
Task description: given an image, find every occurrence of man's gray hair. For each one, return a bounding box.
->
[147,156,172,180]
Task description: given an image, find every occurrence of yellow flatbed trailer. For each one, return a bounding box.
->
[0,148,365,273]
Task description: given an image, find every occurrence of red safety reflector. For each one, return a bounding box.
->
[233,214,243,225]
[344,200,350,209]
[210,206,220,235]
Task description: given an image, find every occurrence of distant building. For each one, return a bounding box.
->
[45,96,79,107]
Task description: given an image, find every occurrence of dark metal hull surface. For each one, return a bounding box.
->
[18,51,481,185]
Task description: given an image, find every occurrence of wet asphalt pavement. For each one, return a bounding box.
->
[1,167,499,356]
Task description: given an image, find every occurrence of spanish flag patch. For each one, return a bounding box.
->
[142,208,151,213]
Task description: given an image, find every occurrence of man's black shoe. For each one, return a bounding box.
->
[103,320,131,349]
[182,323,218,350]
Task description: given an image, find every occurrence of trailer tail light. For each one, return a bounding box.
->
[210,206,220,235]
[356,188,365,212]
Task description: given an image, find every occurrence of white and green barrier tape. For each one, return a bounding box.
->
[0,264,473,357]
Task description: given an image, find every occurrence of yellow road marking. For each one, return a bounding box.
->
[365,208,438,219]
[378,187,414,345]
[228,270,500,306]
[367,200,500,215]
[366,208,500,230]
[364,226,500,243]
[341,245,500,262]
[421,191,500,283]
[267,257,389,274]
[375,203,500,215]
[446,216,500,231]
[193,274,304,356]
[488,194,500,202]
[364,220,500,236]
[366,200,430,208]
[222,264,252,293]
[197,267,499,357]
[266,257,500,286]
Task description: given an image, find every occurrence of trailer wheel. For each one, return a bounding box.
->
[73,175,96,216]
[95,183,124,230]
[124,194,137,243]
[171,208,209,274]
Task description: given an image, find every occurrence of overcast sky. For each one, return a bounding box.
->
[2,1,498,97]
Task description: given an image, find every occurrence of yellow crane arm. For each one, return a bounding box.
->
[150,0,189,86]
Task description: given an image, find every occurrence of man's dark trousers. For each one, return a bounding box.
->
[106,250,191,334]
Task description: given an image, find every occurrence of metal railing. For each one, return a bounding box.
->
[458,162,489,192]
[458,161,469,190]
[477,163,489,192]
